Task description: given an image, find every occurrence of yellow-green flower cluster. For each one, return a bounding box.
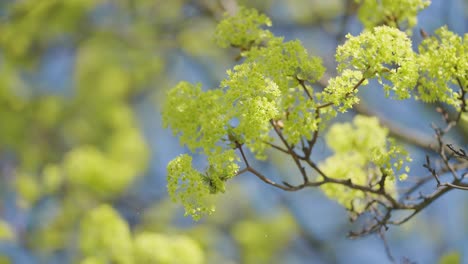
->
[163,8,326,219]
[241,39,325,144]
[417,26,468,109]
[214,6,273,49]
[324,26,418,113]
[222,63,282,156]
[320,116,410,212]
[166,151,240,220]
[356,0,430,34]
[322,70,365,112]
[167,155,216,220]
[162,82,226,154]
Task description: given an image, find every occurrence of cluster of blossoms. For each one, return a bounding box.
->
[163,1,466,219]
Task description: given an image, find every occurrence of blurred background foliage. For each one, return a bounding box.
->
[0,0,466,263]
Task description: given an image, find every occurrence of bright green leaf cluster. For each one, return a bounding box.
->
[240,38,325,144]
[320,115,411,212]
[214,6,273,49]
[322,69,366,112]
[416,26,468,108]
[356,0,430,34]
[163,8,327,219]
[167,154,234,220]
[222,63,282,156]
[323,26,418,112]
[162,82,226,154]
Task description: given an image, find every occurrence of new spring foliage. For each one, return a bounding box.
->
[163,2,467,220]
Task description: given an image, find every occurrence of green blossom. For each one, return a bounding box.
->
[322,70,365,112]
[214,6,273,49]
[162,81,226,154]
[167,155,215,220]
[222,62,282,157]
[320,116,411,212]
[320,153,369,212]
[416,26,468,109]
[240,39,325,145]
[356,0,430,34]
[331,26,418,103]
[163,8,327,220]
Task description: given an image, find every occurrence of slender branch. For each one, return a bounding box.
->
[352,77,367,93]
[297,77,314,101]
[230,50,468,240]
[354,102,438,151]
[423,155,441,185]
[270,119,309,183]
[237,143,250,167]
[389,184,453,225]
[316,102,334,109]
[447,144,468,160]
[317,76,366,109]
[302,158,402,207]
[245,167,297,191]
[432,125,460,180]
[441,182,468,190]
[304,109,321,159]
[318,72,451,152]
[379,227,396,264]
[264,141,290,155]
[455,77,466,123]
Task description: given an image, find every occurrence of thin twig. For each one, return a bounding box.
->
[270,119,309,184]
[379,227,396,263]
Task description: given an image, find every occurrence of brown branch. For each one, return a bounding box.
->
[441,182,468,190]
[304,108,321,159]
[316,102,334,109]
[354,102,438,151]
[245,167,294,191]
[270,119,309,184]
[447,144,468,160]
[455,77,467,123]
[236,140,466,236]
[237,143,250,167]
[264,141,290,155]
[432,124,460,181]
[231,61,467,239]
[318,72,451,153]
[390,184,453,225]
[297,77,314,101]
[379,227,396,263]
